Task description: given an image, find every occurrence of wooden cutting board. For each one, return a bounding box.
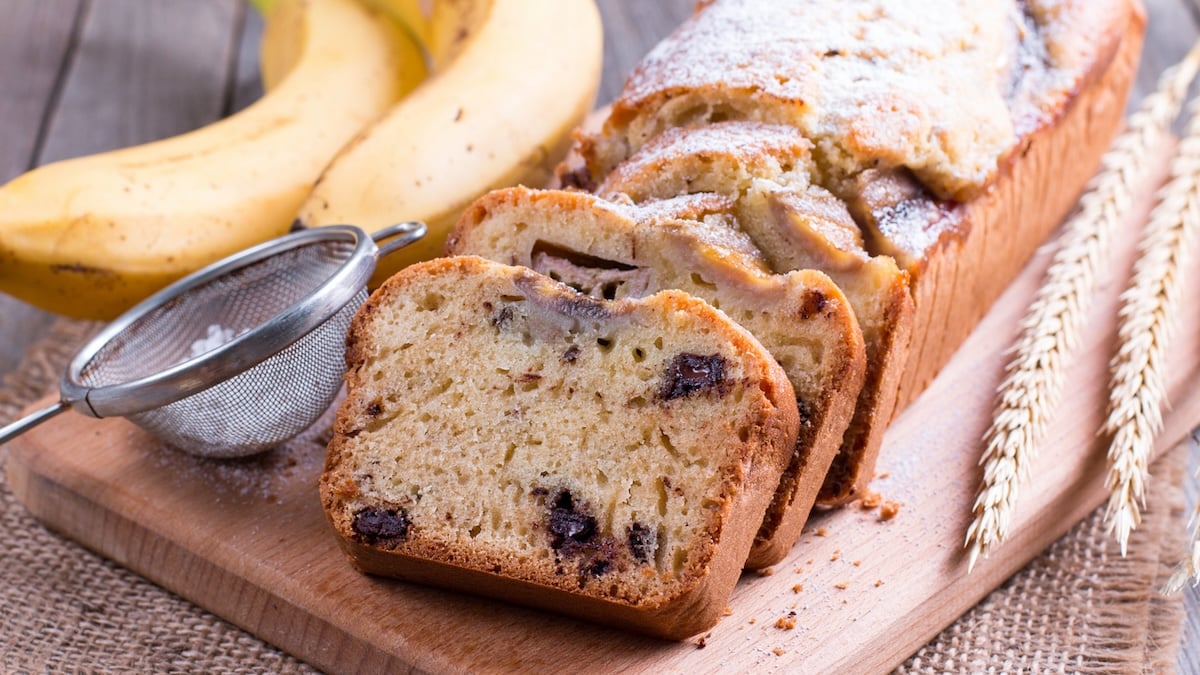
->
[8,150,1200,673]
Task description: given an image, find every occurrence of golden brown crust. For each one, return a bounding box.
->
[584,0,1134,201]
[893,0,1144,407]
[322,255,798,639]
[596,122,819,199]
[448,186,868,565]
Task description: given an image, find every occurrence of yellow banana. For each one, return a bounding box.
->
[261,0,431,90]
[360,0,432,55]
[0,0,426,319]
[295,0,604,282]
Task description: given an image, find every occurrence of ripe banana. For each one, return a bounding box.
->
[295,0,604,282]
[0,0,426,319]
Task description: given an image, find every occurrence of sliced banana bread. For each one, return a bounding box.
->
[320,255,799,639]
[595,121,914,505]
[448,186,867,565]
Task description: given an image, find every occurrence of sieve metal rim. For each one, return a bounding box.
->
[62,224,379,419]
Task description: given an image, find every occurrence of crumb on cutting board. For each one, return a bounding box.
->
[859,490,882,509]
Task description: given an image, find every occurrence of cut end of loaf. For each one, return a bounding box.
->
[447,185,869,567]
[321,256,797,637]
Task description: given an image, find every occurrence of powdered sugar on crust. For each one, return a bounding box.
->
[600,193,768,266]
[603,0,1123,202]
[599,123,818,195]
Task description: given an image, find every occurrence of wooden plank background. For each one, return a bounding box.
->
[1,0,1199,669]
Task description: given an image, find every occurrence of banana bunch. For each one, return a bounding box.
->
[0,0,424,319]
[0,0,603,319]
[296,0,604,281]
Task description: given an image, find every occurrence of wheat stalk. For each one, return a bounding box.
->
[964,42,1200,573]
[1104,91,1200,557]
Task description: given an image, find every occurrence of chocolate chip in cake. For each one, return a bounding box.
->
[548,490,597,550]
[627,523,657,563]
[797,397,814,424]
[585,558,612,578]
[660,353,728,400]
[491,305,515,330]
[798,289,827,320]
[351,506,410,543]
[557,165,597,192]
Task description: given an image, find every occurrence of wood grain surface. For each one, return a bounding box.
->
[3,0,1200,670]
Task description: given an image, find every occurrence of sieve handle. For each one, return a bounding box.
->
[0,400,70,445]
[373,221,428,257]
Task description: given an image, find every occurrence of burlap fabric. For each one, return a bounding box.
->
[0,318,1189,673]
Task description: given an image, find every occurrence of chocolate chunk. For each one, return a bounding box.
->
[799,289,827,320]
[627,523,656,563]
[585,558,612,578]
[796,397,814,428]
[557,165,597,192]
[660,353,728,400]
[365,400,383,417]
[562,345,580,363]
[352,507,410,543]
[491,305,515,330]
[548,490,597,550]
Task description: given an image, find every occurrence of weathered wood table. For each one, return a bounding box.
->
[2,0,1200,671]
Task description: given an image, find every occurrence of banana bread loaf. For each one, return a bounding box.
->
[563,0,1144,484]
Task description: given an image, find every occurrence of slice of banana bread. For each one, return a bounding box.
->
[447,186,867,566]
[320,255,799,639]
[595,121,914,505]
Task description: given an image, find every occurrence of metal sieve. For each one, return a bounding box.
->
[0,221,426,458]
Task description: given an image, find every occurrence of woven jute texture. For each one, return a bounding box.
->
[0,317,1188,673]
